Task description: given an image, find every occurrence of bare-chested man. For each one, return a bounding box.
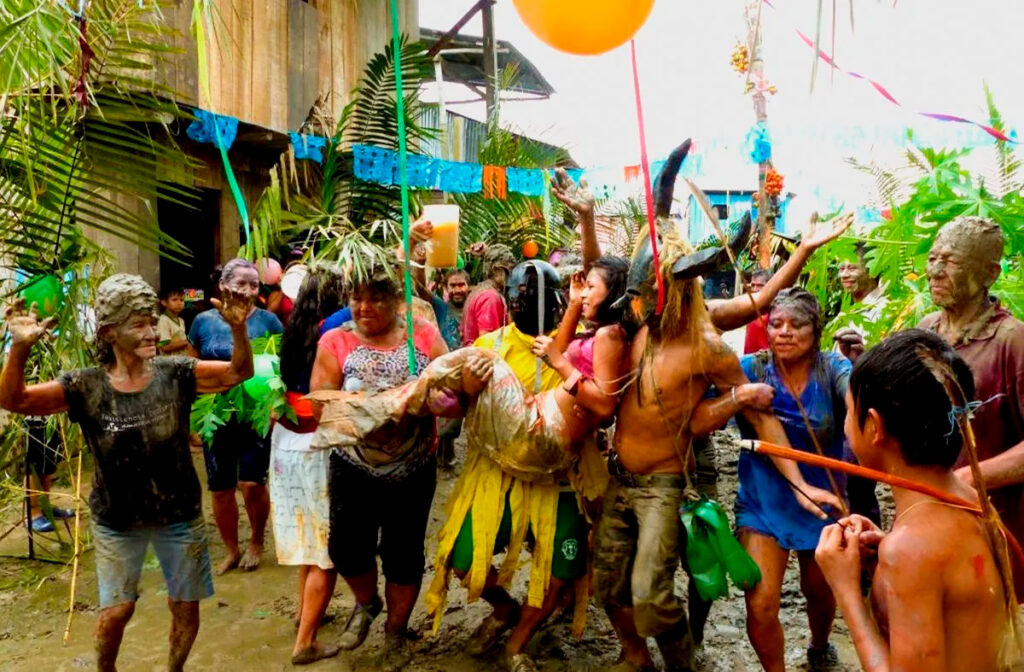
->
[592,140,843,672]
[816,329,1013,672]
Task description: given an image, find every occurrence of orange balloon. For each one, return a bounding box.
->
[522,240,539,259]
[512,0,656,56]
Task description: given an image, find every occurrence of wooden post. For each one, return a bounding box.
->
[745,0,773,269]
[481,0,498,125]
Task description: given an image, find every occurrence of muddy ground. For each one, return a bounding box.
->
[0,432,887,671]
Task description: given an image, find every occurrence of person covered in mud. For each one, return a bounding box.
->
[461,242,517,344]
[268,265,347,665]
[915,217,1024,566]
[0,273,255,672]
[188,258,283,574]
[592,140,843,672]
[309,269,448,671]
[692,288,851,672]
[832,242,887,362]
[816,329,1014,672]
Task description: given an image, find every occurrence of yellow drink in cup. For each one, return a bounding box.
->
[423,204,460,268]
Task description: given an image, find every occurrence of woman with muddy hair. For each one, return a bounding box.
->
[308,270,448,671]
[691,287,851,672]
[268,265,346,665]
[0,273,254,672]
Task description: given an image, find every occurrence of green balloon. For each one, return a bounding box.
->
[456,254,466,270]
[243,353,280,399]
[19,274,63,318]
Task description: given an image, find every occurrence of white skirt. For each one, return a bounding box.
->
[269,424,333,569]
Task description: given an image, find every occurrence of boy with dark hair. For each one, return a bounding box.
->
[816,328,1013,672]
[158,286,188,355]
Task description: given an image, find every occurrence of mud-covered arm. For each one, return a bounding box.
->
[707,212,854,331]
[552,168,600,271]
[703,334,842,517]
[194,291,254,394]
[0,303,67,415]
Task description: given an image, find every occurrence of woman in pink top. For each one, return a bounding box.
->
[309,271,447,671]
[532,256,631,423]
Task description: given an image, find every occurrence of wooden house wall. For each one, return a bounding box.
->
[156,0,418,132]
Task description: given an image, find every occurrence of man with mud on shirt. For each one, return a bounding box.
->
[915,217,1024,592]
[592,140,844,672]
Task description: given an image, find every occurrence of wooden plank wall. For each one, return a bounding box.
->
[155,0,418,132]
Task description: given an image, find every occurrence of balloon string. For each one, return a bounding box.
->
[390,0,416,375]
[629,39,664,315]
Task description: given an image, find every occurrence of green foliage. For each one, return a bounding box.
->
[189,335,293,443]
[811,100,1024,346]
[1,0,199,270]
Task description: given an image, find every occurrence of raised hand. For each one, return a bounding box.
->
[568,272,586,305]
[800,211,854,251]
[552,168,595,217]
[410,216,433,242]
[211,288,253,328]
[4,299,57,347]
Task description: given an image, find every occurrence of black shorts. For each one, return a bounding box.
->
[26,418,63,479]
[327,453,437,585]
[202,420,270,491]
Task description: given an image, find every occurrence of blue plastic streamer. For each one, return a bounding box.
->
[507,167,545,196]
[352,144,397,186]
[290,133,328,163]
[187,109,238,150]
[406,153,441,189]
[744,122,773,164]
[438,160,483,193]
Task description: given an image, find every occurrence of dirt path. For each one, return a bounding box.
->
[0,433,877,671]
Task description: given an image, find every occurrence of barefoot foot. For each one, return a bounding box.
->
[216,552,241,575]
[240,544,263,571]
[291,642,341,666]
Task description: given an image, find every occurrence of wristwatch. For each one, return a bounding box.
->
[563,370,583,396]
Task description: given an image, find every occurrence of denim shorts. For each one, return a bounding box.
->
[93,517,214,608]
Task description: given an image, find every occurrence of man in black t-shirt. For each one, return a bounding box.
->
[0,273,254,672]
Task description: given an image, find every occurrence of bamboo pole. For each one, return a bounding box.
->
[63,446,84,646]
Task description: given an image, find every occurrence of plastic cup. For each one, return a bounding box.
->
[423,204,460,268]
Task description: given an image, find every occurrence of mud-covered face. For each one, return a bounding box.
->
[106,310,159,360]
[221,266,260,301]
[838,260,871,296]
[767,304,817,363]
[927,233,989,309]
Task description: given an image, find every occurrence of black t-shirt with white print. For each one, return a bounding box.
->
[59,357,200,529]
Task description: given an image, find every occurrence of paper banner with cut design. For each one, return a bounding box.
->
[482,165,508,200]
[290,133,327,163]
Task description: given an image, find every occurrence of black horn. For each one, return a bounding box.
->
[654,139,692,218]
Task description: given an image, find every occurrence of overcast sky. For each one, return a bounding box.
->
[419,1,1024,216]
